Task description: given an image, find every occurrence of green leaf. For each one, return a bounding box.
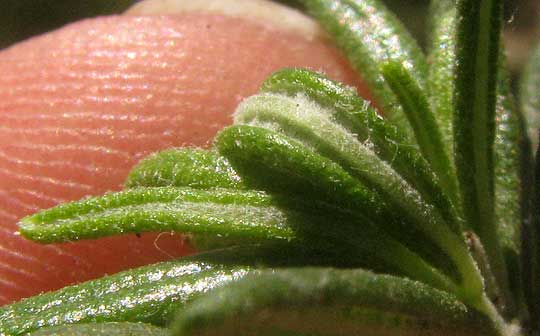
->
[217,124,484,299]
[493,59,530,314]
[521,46,540,331]
[427,1,456,159]
[26,323,168,336]
[18,187,298,244]
[430,0,525,315]
[0,245,354,336]
[233,93,490,297]
[125,148,245,190]
[216,124,387,217]
[454,0,512,313]
[18,182,432,277]
[261,68,461,226]
[521,45,540,151]
[0,249,251,336]
[524,140,540,330]
[235,93,428,221]
[380,60,458,204]
[22,162,447,279]
[171,268,498,336]
[125,148,254,250]
[234,93,457,233]
[520,47,540,322]
[18,184,405,269]
[298,0,428,140]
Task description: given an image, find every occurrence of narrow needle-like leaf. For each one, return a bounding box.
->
[427,0,457,159]
[261,68,461,222]
[520,59,540,324]
[430,0,525,314]
[235,93,460,236]
[19,184,431,278]
[217,124,475,299]
[526,140,540,329]
[125,148,253,250]
[298,0,429,140]
[381,61,458,203]
[521,45,540,151]
[454,0,510,312]
[171,268,498,336]
[234,94,481,287]
[126,148,245,190]
[18,187,297,244]
[217,125,388,217]
[521,45,540,329]
[26,323,168,336]
[0,250,252,336]
[493,61,530,314]
[0,245,353,336]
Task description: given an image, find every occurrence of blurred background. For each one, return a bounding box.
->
[0,0,538,73]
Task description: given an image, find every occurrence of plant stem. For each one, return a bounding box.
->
[474,293,521,336]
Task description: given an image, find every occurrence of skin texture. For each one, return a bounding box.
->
[0,13,366,305]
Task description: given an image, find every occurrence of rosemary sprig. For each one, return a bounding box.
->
[2,0,538,335]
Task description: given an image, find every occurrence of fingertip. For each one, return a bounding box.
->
[0,12,366,304]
